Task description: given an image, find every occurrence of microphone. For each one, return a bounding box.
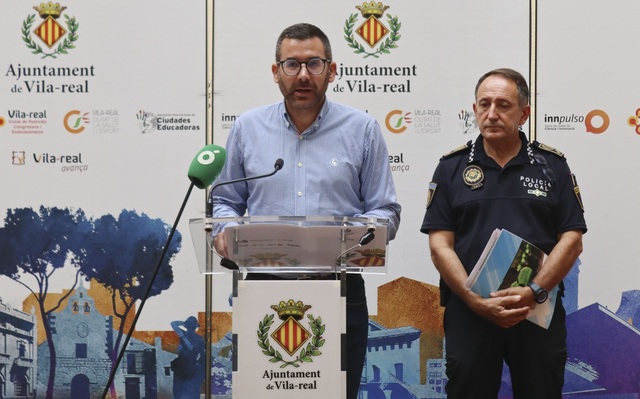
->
[187,144,226,189]
[204,158,284,230]
[360,225,376,246]
[336,225,376,260]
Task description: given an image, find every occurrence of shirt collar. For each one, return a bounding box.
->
[468,130,535,165]
[279,98,330,135]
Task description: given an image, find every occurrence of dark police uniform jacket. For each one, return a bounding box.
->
[420,131,587,305]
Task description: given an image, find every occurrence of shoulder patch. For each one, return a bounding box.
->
[570,173,585,211]
[533,141,565,158]
[426,182,437,208]
[441,140,472,159]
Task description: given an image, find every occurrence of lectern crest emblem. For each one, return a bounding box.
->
[258,299,325,368]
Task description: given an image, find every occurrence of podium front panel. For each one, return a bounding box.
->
[233,280,346,398]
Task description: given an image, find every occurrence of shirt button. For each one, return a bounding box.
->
[297,191,302,197]
[297,162,303,168]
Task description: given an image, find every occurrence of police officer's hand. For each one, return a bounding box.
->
[467,291,530,328]
[491,286,537,309]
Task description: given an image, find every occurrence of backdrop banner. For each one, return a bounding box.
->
[1,1,638,398]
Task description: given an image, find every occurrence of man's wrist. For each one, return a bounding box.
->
[527,281,548,304]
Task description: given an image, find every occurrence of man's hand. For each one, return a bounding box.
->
[491,286,536,308]
[213,233,228,258]
[429,230,533,328]
[467,290,531,328]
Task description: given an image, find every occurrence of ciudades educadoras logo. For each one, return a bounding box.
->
[22,2,79,58]
[258,299,325,368]
[344,2,401,58]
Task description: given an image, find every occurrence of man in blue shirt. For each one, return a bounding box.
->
[210,23,401,399]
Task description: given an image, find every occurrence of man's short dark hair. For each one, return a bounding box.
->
[275,23,332,62]
[475,68,530,107]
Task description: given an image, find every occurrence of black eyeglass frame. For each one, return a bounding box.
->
[277,58,331,76]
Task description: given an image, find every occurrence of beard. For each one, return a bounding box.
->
[279,76,330,111]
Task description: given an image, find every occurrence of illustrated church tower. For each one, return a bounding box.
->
[36,283,113,398]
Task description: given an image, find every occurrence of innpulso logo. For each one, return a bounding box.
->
[544,110,609,134]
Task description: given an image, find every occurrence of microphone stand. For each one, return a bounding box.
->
[201,158,284,397]
[101,182,195,399]
[204,159,283,232]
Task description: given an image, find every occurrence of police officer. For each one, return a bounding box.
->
[420,68,587,399]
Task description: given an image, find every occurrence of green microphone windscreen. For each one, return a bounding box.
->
[187,144,226,189]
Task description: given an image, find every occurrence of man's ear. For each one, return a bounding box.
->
[520,104,531,125]
[272,63,279,83]
[328,61,337,83]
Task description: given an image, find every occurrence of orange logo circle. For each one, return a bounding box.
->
[584,109,609,134]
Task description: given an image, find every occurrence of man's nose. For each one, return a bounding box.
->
[487,104,499,118]
[297,63,311,79]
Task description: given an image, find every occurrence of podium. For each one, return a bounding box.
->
[189,216,389,398]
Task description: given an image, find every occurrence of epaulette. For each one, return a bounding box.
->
[441,140,472,160]
[532,141,565,158]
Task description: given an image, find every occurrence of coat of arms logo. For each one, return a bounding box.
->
[258,299,325,368]
[22,2,79,58]
[344,2,401,58]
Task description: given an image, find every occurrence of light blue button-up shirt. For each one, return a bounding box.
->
[210,99,400,240]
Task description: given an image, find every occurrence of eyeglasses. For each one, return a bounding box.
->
[277,58,330,76]
[533,154,556,182]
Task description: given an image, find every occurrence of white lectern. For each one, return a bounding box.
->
[189,216,389,398]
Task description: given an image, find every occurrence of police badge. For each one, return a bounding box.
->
[463,165,484,190]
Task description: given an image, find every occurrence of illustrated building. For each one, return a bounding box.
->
[563,301,640,395]
[362,277,447,398]
[0,297,37,398]
[363,320,422,399]
[615,289,640,329]
[35,284,176,398]
[425,348,446,397]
